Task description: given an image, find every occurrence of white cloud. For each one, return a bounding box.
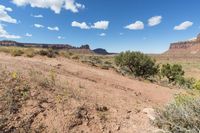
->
[72,20,110,30]
[91,21,109,30]
[58,36,65,39]
[0,5,17,23]
[65,0,85,13]
[99,33,106,36]
[174,21,193,30]
[188,37,196,41]
[12,0,85,14]
[148,16,162,26]
[31,14,43,18]
[47,26,59,31]
[125,21,144,30]
[71,21,90,29]
[0,24,21,39]
[34,24,44,28]
[25,33,32,37]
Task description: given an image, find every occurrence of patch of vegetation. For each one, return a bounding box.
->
[11,49,24,56]
[37,49,58,58]
[71,55,80,60]
[115,51,159,79]
[0,70,31,132]
[25,48,36,58]
[161,63,185,83]
[59,51,73,59]
[193,80,200,90]
[154,92,200,133]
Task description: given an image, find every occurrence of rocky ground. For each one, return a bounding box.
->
[0,53,180,133]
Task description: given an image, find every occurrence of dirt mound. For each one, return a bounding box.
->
[0,53,179,133]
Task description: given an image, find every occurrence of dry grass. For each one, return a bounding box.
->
[154,91,200,133]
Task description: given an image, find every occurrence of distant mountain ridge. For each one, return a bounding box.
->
[0,40,113,55]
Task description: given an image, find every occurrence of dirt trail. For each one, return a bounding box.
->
[0,53,179,133]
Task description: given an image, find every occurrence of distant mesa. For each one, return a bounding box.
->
[93,48,109,55]
[0,40,112,55]
[165,33,200,55]
[80,44,90,49]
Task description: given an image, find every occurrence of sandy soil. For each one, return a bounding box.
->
[0,53,179,133]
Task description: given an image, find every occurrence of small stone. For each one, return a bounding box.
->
[142,108,156,121]
[127,110,131,113]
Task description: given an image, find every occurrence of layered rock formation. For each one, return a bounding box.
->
[165,33,200,55]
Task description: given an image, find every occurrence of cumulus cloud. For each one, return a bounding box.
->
[0,5,17,23]
[65,0,85,13]
[11,0,85,14]
[91,21,109,30]
[174,21,193,30]
[72,20,110,30]
[99,33,106,36]
[34,24,44,28]
[0,24,21,39]
[71,21,90,29]
[125,21,144,30]
[47,26,59,31]
[58,36,65,39]
[25,33,32,37]
[148,16,162,26]
[31,14,43,18]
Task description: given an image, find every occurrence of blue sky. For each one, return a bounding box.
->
[0,0,200,53]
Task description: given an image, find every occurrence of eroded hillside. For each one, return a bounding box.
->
[0,53,179,133]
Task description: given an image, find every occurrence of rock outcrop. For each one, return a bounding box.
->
[165,33,200,55]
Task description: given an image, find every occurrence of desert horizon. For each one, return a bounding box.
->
[1,0,200,133]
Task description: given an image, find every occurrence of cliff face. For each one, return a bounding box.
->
[166,34,200,55]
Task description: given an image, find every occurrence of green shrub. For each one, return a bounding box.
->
[38,50,48,56]
[193,80,200,90]
[46,49,57,58]
[11,49,24,56]
[115,51,159,79]
[177,77,195,89]
[89,56,102,64]
[37,49,57,58]
[154,93,200,132]
[161,64,184,83]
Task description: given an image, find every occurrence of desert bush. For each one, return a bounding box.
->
[38,50,48,56]
[193,80,200,90]
[37,49,57,58]
[154,92,200,133]
[161,63,184,83]
[176,77,196,89]
[46,49,57,58]
[72,55,80,60]
[115,51,159,79]
[11,49,24,56]
[59,51,71,58]
[25,48,36,58]
[89,56,102,64]
[0,47,11,53]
